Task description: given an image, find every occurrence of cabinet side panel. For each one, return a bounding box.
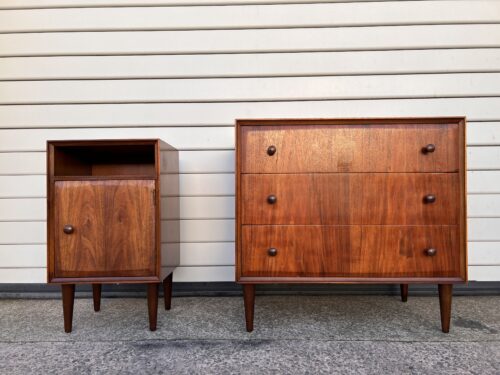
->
[160,140,180,276]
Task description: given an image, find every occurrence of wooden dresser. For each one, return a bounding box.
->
[47,139,180,332]
[235,118,467,333]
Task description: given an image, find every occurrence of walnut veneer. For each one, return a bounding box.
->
[236,118,467,333]
[47,139,180,332]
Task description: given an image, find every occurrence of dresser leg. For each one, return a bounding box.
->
[400,284,408,302]
[163,273,173,310]
[61,284,75,333]
[147,283,159,331]
[92,284,101,312]
[438,284,453,333]
[243,284,255,332]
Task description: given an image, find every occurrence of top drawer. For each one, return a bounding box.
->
[239,123,459,173]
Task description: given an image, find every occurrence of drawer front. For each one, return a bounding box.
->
[241,225,362,277]
[240,124,458,173]
[240,225,460,278]
[241,173,459,225]
[354,226,461,277]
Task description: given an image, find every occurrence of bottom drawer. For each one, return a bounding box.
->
[240,225,461,278]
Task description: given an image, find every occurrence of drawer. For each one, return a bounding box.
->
[353,226,461,277]
[241,225,362,277]
[241,173,459,225]
[240,124,459,173]
[240,225,460,278]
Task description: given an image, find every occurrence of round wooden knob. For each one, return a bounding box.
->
[422,144,436,154]
[267,195,277,204]
[425,248,437,257]
[267,248,278,256]
[267,145,277,156]
[63,225,74,234]
[423,194,436,204]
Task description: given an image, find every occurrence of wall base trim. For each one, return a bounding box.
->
[0,281,499,299]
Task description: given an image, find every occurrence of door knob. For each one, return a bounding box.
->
[267,195,277,204]
[267,248,278,256]
[422,144,436,154]
[424,248,437,257]
[267,145,277,156]
[63,225,74,234]
[423,194,436,204]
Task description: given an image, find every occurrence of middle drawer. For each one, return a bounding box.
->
[241,173,459,225]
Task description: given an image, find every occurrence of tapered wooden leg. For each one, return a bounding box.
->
[438,284,453,333]
[92,284,101,312]
[163,273,173,310]
[243,284,255,332]
[61,284,75,333]
[147,283,159,331]
[400,284,408,302]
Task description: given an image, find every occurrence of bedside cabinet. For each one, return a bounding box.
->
[47,139,180,332]
[236,118,467,333]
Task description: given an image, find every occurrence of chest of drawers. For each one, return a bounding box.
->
[236,118,467,333]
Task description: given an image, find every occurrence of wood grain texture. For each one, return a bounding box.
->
[241,225,459,278]
[242,173,459,225]
[241,123,458,173]
[54,179,156,278]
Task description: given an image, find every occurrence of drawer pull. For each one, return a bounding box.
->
[267,145,277,156]
[267,195,277,204]
[423,194,436,204]
[267,248,278,256]
[63,225,74,234]
[425,248,437,257]
[422,144,436,154]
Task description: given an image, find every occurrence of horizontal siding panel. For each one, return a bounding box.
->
[3,218,500,244]
[0,266,235,283]
[2,194,499,222]
[468,242,500,266]
[1,1,499,33]
[0,1,389,9]
[1,100,500,129]
[2,49,500,80]
[468,195,500,218]
[2,25,500,57]
[468,171,500,194]
[2,73,500,104]
[1,241,497,269]
[468,266,500,281]
[0,265,496,282]
[2,172,499,198]
[468,122,500,145]
[467,146,500,170]
[0,127,234,151]
[0,244,45,267]
[172,266,234,282]
[0,196,233,221]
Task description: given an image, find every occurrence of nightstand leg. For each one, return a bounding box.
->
[147,283,159,331]
[163,273,173,310]
[400,284,408,302]
[438,284,453,333]
[243,284,255,332]
[61,284,75,333]
[92,284,101,312]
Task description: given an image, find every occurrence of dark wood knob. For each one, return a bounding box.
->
[423,194,436,204]
[63,225,74,234]
[268,248,278,256]
[422,144,436,154]
[267,195,277,204]
[425,248,437,257]
[267,145,276,156]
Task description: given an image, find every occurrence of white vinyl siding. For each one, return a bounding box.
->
[0,0,499,282]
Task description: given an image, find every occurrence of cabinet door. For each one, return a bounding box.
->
[54,180,156,278]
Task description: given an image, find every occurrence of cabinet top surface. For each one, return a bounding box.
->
[236,117,466,127]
